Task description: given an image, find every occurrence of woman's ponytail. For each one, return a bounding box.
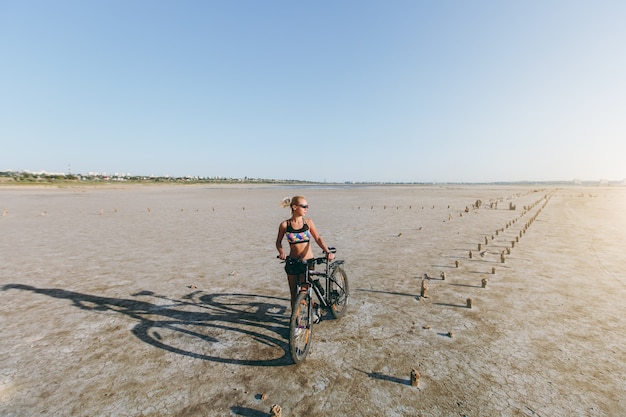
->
[280,197,292,208]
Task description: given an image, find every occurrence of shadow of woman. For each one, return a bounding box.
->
[2,283,292,366]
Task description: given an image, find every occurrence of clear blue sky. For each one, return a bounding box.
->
[1,1,625,183]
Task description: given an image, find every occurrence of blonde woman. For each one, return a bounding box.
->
[276,195,334,307]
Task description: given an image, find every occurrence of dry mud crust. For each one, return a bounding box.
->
[1,185,625,416]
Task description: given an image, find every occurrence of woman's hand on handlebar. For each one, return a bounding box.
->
[277,252,287,260]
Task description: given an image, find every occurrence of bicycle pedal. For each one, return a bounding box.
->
[313,306,322,323]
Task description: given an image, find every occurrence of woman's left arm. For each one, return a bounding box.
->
[308,219,335,260]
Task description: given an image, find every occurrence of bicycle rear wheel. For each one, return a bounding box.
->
[289,292,313,364]
[328,266,349,319]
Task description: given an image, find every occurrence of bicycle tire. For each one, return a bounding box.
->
[289,292,313,364]
[328,265,349,319]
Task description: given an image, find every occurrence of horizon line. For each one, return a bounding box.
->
[2,170,625,186]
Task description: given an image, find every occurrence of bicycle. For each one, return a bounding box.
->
[280,247,349,364]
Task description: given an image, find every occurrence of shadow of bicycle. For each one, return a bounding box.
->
[2,283,292,366]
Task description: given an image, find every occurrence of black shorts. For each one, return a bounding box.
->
[284,257,309,275]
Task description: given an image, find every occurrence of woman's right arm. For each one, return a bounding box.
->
[276,221,287,259]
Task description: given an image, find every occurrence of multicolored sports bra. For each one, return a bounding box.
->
[285,219,311,244]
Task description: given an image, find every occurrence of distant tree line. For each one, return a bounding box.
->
[0,171,314,184]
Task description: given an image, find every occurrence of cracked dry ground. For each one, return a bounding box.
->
[1,185,625,416]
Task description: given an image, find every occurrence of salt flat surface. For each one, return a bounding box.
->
[1,184,625,416]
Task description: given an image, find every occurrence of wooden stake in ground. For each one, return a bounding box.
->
[420,278,428,298]
[481,278,488,288]
[270,404,282,417]
[467,298,473,308]
[410,369,420,387]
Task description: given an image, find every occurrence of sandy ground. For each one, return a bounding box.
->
[1,184,625,417]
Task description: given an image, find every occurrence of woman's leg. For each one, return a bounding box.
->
[287,274,298,308]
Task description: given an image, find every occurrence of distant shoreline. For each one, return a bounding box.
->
[2,170,624,188]
[1,180,624,190]
[0,171,626,187]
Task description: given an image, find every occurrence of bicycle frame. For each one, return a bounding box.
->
[295,252,344,310]
[283,247,348,363]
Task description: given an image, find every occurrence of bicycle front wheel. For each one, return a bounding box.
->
[289,292,313,364]
[329,266,349,319]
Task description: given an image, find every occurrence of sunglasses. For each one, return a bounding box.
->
[298,204,309,209]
